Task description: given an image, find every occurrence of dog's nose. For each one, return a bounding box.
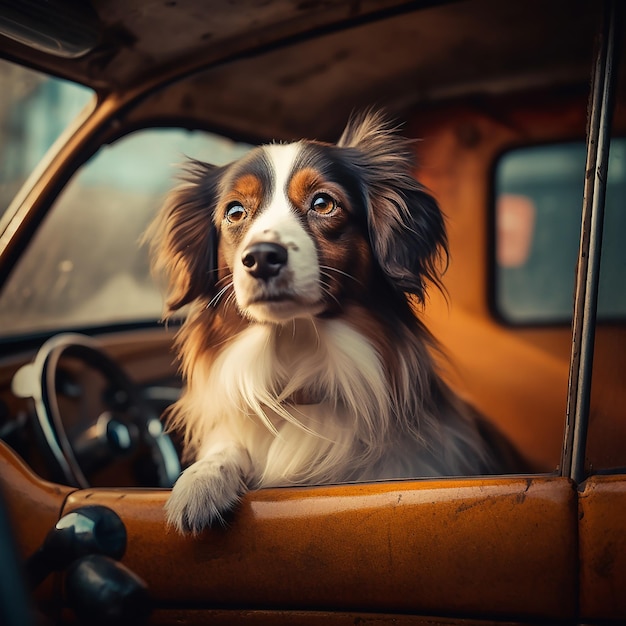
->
[241,242,288,280]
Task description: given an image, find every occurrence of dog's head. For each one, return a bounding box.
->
[149,111,447,324]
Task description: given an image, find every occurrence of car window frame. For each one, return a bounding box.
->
[560,0,621,485]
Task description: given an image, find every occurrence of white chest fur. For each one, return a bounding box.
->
[185,317,395,485]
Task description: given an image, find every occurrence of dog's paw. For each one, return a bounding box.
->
[164,456,248,534]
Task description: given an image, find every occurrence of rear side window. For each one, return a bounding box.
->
[493,140,626,325]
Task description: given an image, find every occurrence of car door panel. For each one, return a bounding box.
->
[579,475,626,620]
[61,476,577,620]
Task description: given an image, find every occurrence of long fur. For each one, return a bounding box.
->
[147,111,523,534]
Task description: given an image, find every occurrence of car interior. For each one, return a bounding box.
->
[0,0,625,624]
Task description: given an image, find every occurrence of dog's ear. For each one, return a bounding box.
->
[338,111,448,302]
[146,159,224,314]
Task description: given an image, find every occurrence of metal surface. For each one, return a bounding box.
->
[0,418,578,623]
[0,441,72,564]
[0,0,600,139]
[578,475,626,620]
[0,0,101,58]
[562,0,620,484]
[62,476,578,620]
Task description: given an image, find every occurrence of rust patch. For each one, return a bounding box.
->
[455,496,494,514]
[594,541,617,579]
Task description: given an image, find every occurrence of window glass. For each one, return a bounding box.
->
[494,140,626,324]
[0,128,251,338]
[0,59,93,217]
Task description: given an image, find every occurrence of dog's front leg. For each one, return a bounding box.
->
[165,441,252,534]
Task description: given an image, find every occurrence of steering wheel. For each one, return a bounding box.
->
[11,333,180,489]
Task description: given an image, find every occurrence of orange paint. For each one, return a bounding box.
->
[579,475,626,620]
[0,441,72,558]
[61,476,577,620]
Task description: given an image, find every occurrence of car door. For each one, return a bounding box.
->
[57,476,577,623]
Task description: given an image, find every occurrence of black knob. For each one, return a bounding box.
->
[241,242,288,279]
[66,554,151,626]
[26,505,126,589]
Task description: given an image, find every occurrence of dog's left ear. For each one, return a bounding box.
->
[145,159,225,315]
[338,111,448,302]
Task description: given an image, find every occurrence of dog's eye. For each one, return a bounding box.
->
[311,193,337,215]
[225,202,247,223]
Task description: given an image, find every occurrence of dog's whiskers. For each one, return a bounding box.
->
[215,272,234,286]
[207,281,234,308]
[223,290,238,312]
[319,280,342,310]
[206,265,232,279]
[319,265,362,285]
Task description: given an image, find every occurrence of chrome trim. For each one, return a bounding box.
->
[562,0,620,483]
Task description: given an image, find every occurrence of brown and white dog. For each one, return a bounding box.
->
[149,111,523,534]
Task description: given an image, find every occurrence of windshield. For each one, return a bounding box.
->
[0,59,93,218]
[0,127,251,339]
[0,59,252,340]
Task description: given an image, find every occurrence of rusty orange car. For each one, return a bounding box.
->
[0,0,625,624]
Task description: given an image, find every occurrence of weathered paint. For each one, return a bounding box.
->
[63,476,577,620]
[579,474,626,620]
[0,441,72,559]
[0,441,74,610]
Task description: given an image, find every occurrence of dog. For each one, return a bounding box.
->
[148,111,524,534]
